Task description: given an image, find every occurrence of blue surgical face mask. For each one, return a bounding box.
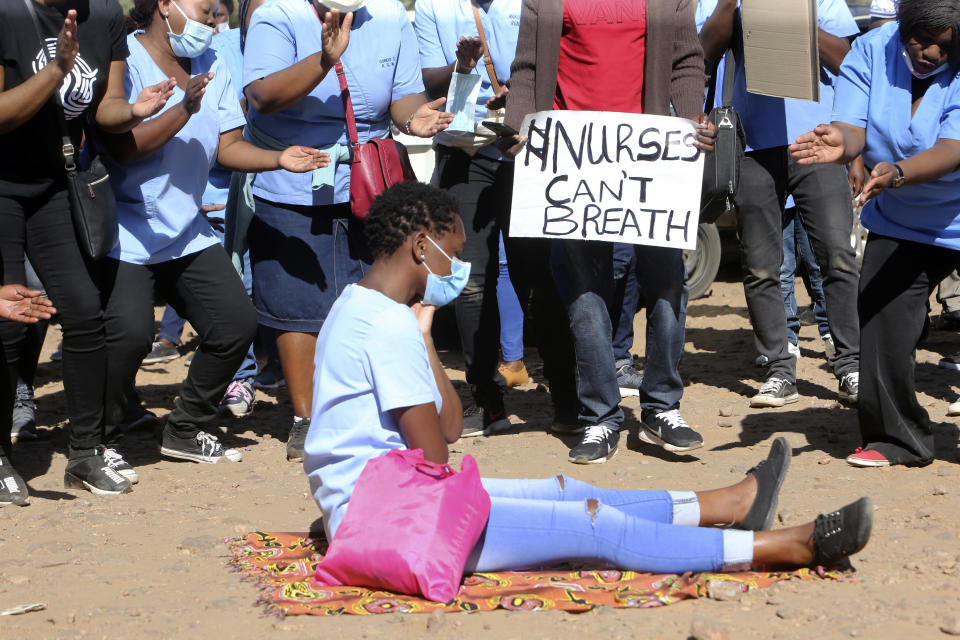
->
[902,46,950,79]
[166,0,215,58]
[421,235,471,307]
[445,71,483,137]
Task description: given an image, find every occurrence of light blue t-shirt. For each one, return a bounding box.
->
[106,33,246,265]
[832,23,960,250]
[695,0,859,152]
[243,0,424,206]
[203,27,245,207]
[304,284,442,540]
[414,0,521,161]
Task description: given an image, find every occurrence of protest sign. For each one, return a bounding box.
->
[741,0,820,102]
[509,111,704,251]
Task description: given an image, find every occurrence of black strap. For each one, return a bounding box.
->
[22,0,77,171]
[704,10,741,110]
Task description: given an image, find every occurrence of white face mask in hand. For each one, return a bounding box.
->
[902,46,950,79]
[444,71,483,138]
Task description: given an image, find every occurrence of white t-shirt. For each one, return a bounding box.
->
[870,0,897,19]
[303,284,442,540]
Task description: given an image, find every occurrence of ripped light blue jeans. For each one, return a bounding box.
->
[464,475,753,574]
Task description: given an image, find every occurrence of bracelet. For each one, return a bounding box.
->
[403,113,416,136]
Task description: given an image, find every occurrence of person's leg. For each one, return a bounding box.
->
[788,157,859,382]
[736,149,795,391]
[497,232,526,367]
[156,246,257,457]
[936,270,960,324]
[794,217,831,340]
[781,208,801,348]
[219,249,259,417]
[156,304,186,346]
[277,331,318,418]
[855,234,958,465]
[610,243,639,364]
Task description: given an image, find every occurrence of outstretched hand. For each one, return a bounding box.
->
[790,124,845,165]
[407,97,453,137]
[132,78,177,119]
[278,146,330,173]
[0,285,56,324]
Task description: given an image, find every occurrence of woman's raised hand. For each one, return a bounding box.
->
[54,10,79,77]
[132,78,177,119]
[0,285,56,324]
[455,36,483,73]
[181,73,213,116]
[790,124,845,165]
[409,301,436,338]
[407,97,453,137]
[278,146,330,173]
[321,9,353,68]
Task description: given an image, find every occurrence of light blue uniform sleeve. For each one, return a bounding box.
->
[368,308,438,413]
[217,72,247,134]
[414,0,447,69]
[242,6,297,91]
[831,36,872,128]
[393,9,427,102]
[938,76,960,142]
[818,0,859,38]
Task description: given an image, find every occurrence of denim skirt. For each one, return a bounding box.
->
[248,197,372,332]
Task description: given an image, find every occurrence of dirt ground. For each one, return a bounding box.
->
[2,269,959,639]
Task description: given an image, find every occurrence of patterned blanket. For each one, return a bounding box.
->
[228,531,849,617]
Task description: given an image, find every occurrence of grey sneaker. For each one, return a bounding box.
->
[750,376,799,408]
[839,371,859,404]
[11,382,38,442]
[286,418,310,462]
[142,340,180,365]
[615,361,643,398]
[568,424,619,464]
[219,378,255,417]
[253,360,286,390]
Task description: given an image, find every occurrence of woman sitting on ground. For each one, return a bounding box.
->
[303,182,873,575]
[791,0,960,468]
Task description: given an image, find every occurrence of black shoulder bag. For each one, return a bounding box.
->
[700,39,746,225]
[23,0,119,260]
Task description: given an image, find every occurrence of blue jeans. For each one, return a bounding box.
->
[465,475,752,573]
[497,233,525,362]
[553,241,688,425]
[157,223,258,381]
[781,209,829,344]
[611,243,640,363]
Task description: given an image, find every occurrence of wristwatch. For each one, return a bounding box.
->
[890,163,906,189]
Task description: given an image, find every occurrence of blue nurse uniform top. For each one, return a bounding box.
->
[831,22,960,251]
[414,0,521,161]
[695,0,859,152]
[105,33,246,265]
[242,0,424,207]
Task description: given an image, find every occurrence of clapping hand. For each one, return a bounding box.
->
[790,124,846,165]
[406,98,454,137]
[0,285,56,324]
[181,73,213,116]
[54,10,79,76]
[278,146,330,172]
[132,78,177,119]
[321,8,353,68]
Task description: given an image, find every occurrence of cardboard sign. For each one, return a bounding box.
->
[509,111,704,250]
[741,0,820,102]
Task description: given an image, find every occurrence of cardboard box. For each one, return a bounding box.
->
[741,0,820,102]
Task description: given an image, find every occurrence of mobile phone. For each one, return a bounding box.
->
[481,121,519,138]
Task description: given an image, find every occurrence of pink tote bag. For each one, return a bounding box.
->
[314,449,491,602]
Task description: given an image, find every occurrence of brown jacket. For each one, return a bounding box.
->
[504,0,706,130]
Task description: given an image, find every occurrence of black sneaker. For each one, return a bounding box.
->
[615,361,643,398]
[64,454,133,495]
[736,436,791,531]
[142,340,180,365]
[568,424,619,464]
[750,376,799,408]
[838,371,859,404]
[639,409,703,452]
[99,446,139,484]
[160,428,242,464]
[461,396,510,438]
[11,382,38,442]
[286,418,310,462]
[0,455,30,506]
[813,497,874,566]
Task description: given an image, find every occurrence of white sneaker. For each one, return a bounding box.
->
[823,334,836,360]
[948,398,960,416]
[787,342,801,358]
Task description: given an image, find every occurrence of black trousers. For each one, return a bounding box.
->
[858,233,960,465]
[100,245,258,446]
[435,145,577,413]
[0,188,107,457]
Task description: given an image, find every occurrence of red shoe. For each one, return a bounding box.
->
[845,447,891,467]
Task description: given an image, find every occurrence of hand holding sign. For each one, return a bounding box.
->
[509,111,705,250]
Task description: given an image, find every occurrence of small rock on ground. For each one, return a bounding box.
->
[690,618,730,640]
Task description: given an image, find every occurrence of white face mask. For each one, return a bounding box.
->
[215,22,230,33]
[902,46,950,79]
[444,71,483,138]
[323,0,368,11]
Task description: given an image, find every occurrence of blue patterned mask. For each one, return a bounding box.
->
[421,236,471,307]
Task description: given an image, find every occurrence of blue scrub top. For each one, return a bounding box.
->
[304,284,442,541]
[695,0,859,152]
[414,0,521,161]
[832,23,960,250]
[106,33,246,265]
[243,0,424,207]
[203,27,244,207]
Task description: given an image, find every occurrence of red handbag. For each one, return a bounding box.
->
[335,62,417,220]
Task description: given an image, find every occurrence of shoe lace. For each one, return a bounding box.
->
[814,509,843,540]
[14,384,35,409]
[655,409,689,430]
[224,381,253,404]
[196,432,223,456]
[580,424,614,445]
[759,376,788,395]
[101,447,125,469]
[843,372,859,388]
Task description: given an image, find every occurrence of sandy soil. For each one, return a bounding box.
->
[2,270,958,639]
